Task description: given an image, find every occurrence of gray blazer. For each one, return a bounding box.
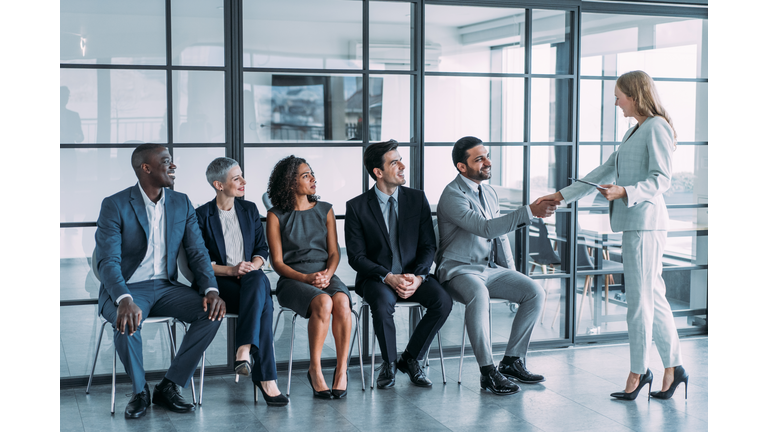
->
[560,116,674,232]
[435,174,532,282]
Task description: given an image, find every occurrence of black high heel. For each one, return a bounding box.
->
[331,367,348,399]
[253,381,289,406]
[234,360,251,383]
[307,370,332,399]
[650,366,689,400]
[610,369,653,401]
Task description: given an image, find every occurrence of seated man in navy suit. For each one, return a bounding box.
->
[345,140,452,389]
[95,143,226,418]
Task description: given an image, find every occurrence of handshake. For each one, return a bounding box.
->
[529,192,565,218]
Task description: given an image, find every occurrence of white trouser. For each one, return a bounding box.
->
[622,230,683,374]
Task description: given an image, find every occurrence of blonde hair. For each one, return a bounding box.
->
[616,70,677,145]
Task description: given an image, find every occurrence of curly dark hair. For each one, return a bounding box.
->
[267,155,319,213]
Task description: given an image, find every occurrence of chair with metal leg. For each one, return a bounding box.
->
[273,302,365,396]
[352,295,447,389]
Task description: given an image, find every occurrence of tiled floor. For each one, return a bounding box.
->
[60,337,707,431]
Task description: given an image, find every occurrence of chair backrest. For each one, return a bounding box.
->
[262,192,273,212]
[529,218,560,265]
[91,249,101,282]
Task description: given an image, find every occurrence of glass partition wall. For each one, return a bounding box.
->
[61,0,708,386]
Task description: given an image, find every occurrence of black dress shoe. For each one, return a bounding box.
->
[152,380,195,413]
[611,369,653,401]
[377,362,397,389]
[650,366,689,400]
[125,383,151,419]
[396,356,432,387]
[480,368,520,396]
[331,367,348,399]
[254,381,290,406]
[307,371,332,399]
[499,358,546,384]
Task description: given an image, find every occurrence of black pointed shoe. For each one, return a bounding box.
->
[498,358,545,384]
[396,356,432,387]
[610,369,653,401]
[377,362,397,389]
[307,371,332,399]
[152,380,195,413]
[480,367,520,396]
[650,366,689,400]
[125,383,151,419]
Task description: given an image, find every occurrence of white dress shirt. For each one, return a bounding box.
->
[458,175,533,220]
[116,186,217,305]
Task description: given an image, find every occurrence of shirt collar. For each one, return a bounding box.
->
[459,174,482,193]
[373,183,399,204]
[137,183,165,208]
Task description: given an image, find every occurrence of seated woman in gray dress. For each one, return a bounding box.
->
[265,155,353,399]
[196,157,288,406]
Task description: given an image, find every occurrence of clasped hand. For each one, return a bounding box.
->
[385,273,422,299]
[229,257,264,278]
[530,193,563,218]
[306,269,331,289]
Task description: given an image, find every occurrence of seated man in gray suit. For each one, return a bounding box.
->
[435,136,559,395]
[95,143,226,418]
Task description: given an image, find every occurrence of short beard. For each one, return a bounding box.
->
[467,168,491,182]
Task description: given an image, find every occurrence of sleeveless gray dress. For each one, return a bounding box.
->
[269,201,351,318]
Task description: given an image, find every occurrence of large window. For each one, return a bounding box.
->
[61,0,708,385]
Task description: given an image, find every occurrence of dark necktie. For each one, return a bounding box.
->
[388,196,402,274]
[478,186,498,268]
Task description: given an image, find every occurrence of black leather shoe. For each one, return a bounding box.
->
[307,371,332,399]
[611,369,653,401]
[377,362,397,389]
[125,383,150,419]
[331,367,348,399]
[152,380,195,413]
[396,356,432,387]
[480,368,520,396]
[499,358,546,384]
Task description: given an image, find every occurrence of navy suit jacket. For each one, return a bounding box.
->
[195,198,269,284]
[94,184,217,315]
[345,186,436,288]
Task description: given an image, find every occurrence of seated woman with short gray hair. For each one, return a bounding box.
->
[195,157,288,406]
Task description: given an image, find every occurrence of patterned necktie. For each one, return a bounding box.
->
[478,186,498,268]
[388,196,402,274]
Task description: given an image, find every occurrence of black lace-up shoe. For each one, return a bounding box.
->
[480,368,520,395]
[377,362,397,389]
[498,358,546,384]
[125,383,151,419]
[397,356,432,387]
[152,380,195,413]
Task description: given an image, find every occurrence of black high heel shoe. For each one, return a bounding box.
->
[650,366,689,400]
[234,360,251,383]
[331,367,348,399]
[610,369,653,401]
[307,370,332,399]
[253,381,289,406]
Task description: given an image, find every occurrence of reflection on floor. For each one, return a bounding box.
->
[60,337,708,432]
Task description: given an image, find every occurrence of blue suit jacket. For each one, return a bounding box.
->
[195,198,269,283]
[345,186,436,288]
[94,184,217,314]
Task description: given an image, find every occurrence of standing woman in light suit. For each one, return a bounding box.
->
[537,70,687,401]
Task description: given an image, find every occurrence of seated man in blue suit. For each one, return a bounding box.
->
[345,140,452,389]
[95,143,226,418]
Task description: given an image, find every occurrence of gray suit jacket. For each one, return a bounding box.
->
[435,174,532,283]
[560,116,674,232]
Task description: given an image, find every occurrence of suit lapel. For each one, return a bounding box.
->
[209,200,227,264]
[235,200,251,261]
[164,188,176,247]
[130,185,150,242]
[455,175,489,219]
[367,188,392,249]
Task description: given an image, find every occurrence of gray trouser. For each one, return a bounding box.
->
[622,230,683,374]
[444,267,544,367]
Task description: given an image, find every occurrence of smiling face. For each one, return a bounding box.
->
[374,149,406,189]
[295,163,316,196]
[614,86,637,119]
[218,165,246,198]
[458,144,491,183]
[143,147,176,188]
